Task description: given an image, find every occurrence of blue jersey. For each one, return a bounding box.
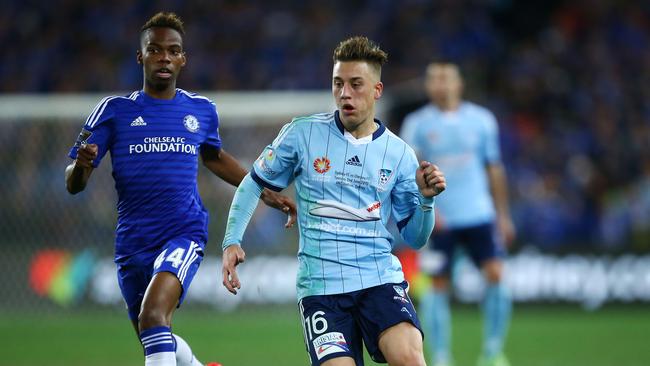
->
[68,89,222,265]
[251,111,422,300]
[401,102,500,228]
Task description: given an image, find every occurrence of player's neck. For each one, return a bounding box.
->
[345,118,378,139]
[144,83,177,100]
[435,98,461,112]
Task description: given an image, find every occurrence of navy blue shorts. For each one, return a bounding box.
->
[116,238,204,321]
[298,281,422,365]
[426,222,504,275]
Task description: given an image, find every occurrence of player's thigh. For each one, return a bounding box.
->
[462,222,505,283]
[151,238,204,307]
[377,322,425,366]
[321,357,356,366]
[117,263,152,322]
[117,238,204,324]
[356,281,424,363]
[139,271,182,327]
[299,295,363,365]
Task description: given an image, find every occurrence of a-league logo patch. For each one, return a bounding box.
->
[379,168,393,186]
[183,115,199,133]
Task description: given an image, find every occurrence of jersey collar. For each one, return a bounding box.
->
[137,89,182,104]
[334,110,386,141]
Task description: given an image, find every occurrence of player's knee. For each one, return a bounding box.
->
[483,260,503,284]
[390,347,426,366]
[138,307,170,330]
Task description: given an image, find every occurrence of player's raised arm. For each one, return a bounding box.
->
[65,143,98,194]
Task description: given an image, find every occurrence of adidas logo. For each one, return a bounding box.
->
[346,155,362,166]
[130,116,147,127]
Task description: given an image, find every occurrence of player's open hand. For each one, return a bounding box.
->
[222,244,246,295]
[75,143,98,168]
[416,161,446,198]
[260,189,297,228]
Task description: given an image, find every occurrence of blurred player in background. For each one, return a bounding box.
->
[220,36,446,366]
[400,62,515,366]
[64,12,295,366]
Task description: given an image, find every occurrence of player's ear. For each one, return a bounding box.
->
[181,52,187,67]
[374,81,383,100]
[136,50,143,65]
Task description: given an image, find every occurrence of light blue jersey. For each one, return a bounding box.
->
[226,111,434,300]
[401,102,500,229]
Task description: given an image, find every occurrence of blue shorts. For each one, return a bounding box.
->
[116,238,204,321]
[298,281,422,365]
[427,222,504,275]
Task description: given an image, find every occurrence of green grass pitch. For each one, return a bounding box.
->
[2,304,649,366]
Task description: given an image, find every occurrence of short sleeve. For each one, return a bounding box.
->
[482,111,501,164]
[201,102,222,150]
[68,97,115,167]
[251,122,300,191]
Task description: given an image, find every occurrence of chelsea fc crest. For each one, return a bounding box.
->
[183,115,199,133]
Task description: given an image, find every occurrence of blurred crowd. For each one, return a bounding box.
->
[2,0,649,251]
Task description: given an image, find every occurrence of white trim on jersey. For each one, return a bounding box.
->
[177,89,211,102]
[85,93,139,128]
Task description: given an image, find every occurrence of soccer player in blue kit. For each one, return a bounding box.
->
[400,62,515,366]
[221,36,446,366]
[65,12,295,366]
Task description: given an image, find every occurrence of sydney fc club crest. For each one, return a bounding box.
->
[313,157,331,174]
[183,115,199,133]
[379,168,393,186]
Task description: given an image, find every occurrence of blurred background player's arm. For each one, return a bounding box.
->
[201,145,296,226]
[487,162,515,246]
[65,143,97,194]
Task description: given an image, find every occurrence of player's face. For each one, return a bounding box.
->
[426,64,463,105]
[137,27,186,92]
[332,61,383,132]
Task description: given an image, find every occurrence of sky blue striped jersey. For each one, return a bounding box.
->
[68,89,221,265]
[251,111,423,300]
[401,102,501,228]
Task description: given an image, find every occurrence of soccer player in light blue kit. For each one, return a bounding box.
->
[221,37,446,366]
[400,62,515,366]
[65,13,295,366]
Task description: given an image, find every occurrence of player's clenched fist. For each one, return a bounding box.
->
[416,161,446,197]
[75,144,98,168]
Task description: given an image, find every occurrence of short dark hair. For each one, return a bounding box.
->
[333,36,388,76]
[141,12,185,35]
